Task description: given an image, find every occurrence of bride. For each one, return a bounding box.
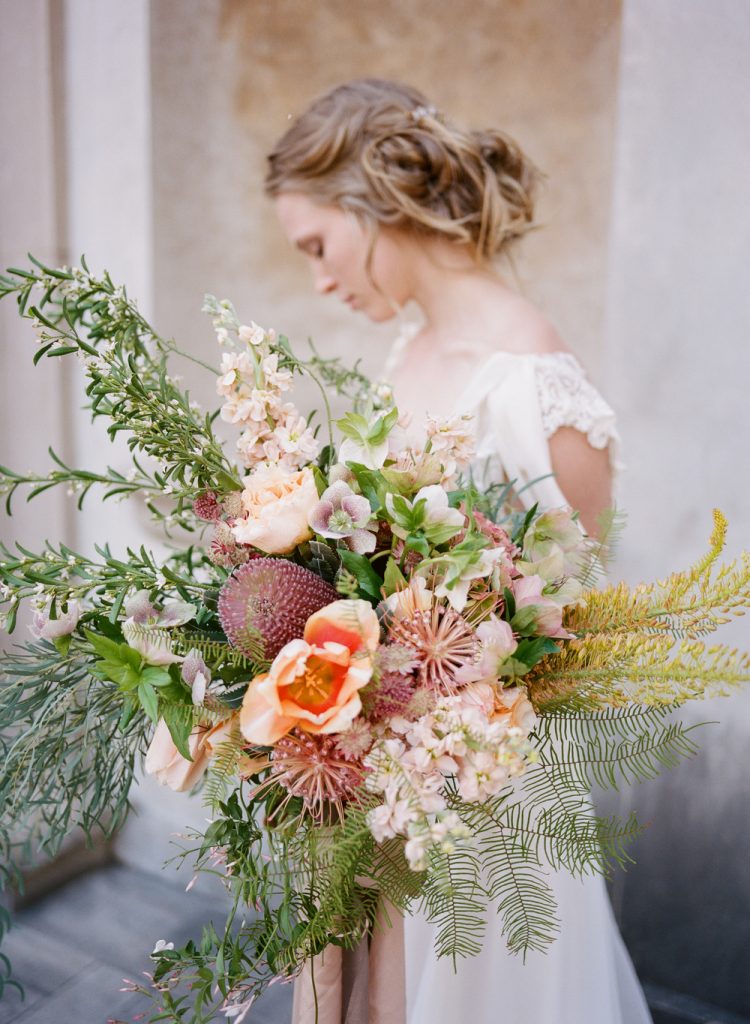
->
[266,78,652,1024]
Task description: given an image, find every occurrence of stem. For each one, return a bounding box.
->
[164,339,218,375]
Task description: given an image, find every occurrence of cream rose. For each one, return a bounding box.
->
[231,464,318,554]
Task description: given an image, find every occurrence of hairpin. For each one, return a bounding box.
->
[410,104,440,126]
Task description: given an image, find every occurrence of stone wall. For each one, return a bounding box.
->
[602,1,750,1014]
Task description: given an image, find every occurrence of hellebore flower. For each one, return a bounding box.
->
[308,480,375,553]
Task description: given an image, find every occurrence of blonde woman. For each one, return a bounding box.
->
[266,78,651,1024]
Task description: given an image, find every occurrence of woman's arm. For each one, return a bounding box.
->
[548,425,613,537]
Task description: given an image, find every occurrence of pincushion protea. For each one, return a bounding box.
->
[268,729,364,821]
[387,605,479,692]
[218,557,338,659]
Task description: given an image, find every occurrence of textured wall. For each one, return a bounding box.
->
[149,0,622,408]
[602,0,750,1014]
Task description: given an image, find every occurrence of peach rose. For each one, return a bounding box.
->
[240,599,380,745]
[145,714,238,792]
[232,464,318,554]
[493,685,537,735]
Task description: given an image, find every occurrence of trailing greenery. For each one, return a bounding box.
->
[0,256,241,533]
[0,639,149,891]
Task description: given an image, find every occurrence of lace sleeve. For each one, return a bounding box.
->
[533,353,619,451]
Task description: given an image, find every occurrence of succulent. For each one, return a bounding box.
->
[218,557,338,659]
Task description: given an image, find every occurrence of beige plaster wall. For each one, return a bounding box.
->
[150,0,622,408]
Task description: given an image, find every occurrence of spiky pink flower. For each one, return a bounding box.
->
[387,606,479,693]
[193,490,223,522]
[218,557,338,659]
[208,522,252,569]
[375,643,421,675]
[334,718,374,762]
[221,492,245,519]
[364,671,416,721]
[269,729,363,821]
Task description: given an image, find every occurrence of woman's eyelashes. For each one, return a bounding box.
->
[298,237,323,259]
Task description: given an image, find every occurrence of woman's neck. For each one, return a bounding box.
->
[404,239,522,349]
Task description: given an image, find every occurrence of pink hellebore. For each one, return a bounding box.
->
[512,575,572,639]
[121,589,197,666]
[308,480,375,554]
[30,599,81,640]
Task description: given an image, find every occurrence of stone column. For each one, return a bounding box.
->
[603,0,750,1014]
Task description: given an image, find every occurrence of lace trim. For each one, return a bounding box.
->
[533,353,618,450]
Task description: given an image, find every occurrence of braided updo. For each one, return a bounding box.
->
[265,78,541,264]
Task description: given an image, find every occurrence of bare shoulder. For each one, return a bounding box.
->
[492,292,572,356]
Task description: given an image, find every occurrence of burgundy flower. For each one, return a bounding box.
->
[364,670,416,721]
[193,490,223,522]
[218,557,338,659]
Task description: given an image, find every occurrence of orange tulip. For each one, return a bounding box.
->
[240,599,380,745]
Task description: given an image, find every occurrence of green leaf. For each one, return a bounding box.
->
[503,637,560,676]
[119,699,137,731]
[141,666,173,688]
[138,680,159,723]
[336,411,370,442]
[338,549,382,603]
[84,628,126,661]
[383,557,407,597]
[52,635,72,656]
[366,406,399,445]
[162,703,194,760]
[346,463,381,510]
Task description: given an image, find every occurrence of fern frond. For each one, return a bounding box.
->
[202,721,244,807]
[420,845,486,964]
[173,631,267,674]
[467,796,560,956]
[539,721,704,792]
[567,510,749,643]
[530,635,750,711]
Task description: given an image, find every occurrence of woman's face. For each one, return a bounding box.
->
[274,191,414,322]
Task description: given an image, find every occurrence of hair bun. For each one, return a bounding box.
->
[266,78,542,263]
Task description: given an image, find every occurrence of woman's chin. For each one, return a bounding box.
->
[361,303,400,325]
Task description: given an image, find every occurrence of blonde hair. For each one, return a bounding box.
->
[265,78,542,265]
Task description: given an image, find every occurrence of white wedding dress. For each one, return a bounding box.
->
[383,332,652,1024]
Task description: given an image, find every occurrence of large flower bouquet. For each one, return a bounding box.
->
[1,256,749,1021]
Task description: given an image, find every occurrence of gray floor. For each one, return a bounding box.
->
[0,863,293,1024]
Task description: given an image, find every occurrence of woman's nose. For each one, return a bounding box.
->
[314,269,337,295]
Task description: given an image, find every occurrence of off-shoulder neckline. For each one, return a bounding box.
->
[384,324,584,384]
